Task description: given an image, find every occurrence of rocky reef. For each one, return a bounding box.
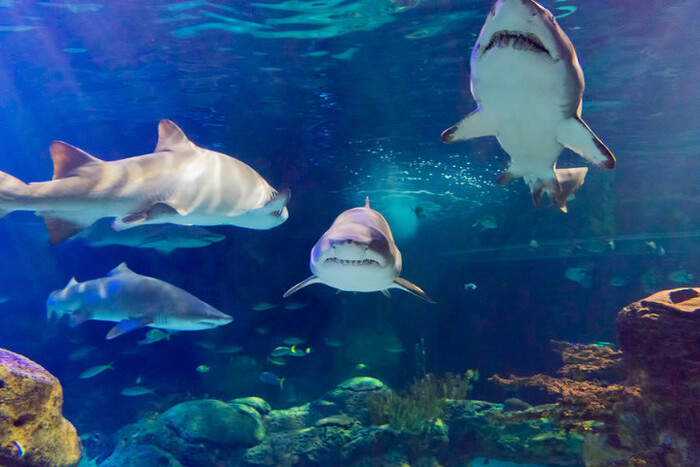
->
[0,348,82,467]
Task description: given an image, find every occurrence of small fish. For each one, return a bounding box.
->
[283,301,307,310]
[217,345,243,354]
[79,363,114,379]
[529,239,540,250]
[464,282,477,291]
[259,371,285,390]
[270,346,292,357]
[323,337,342,347]
[267,356,287,366]
[120,386,154,396]
[609,275,627,287]
[12,441,24,459]
[255,326,270,335]
[194,340,217,349]
[565,267,591,288]
[288,346,312,357]
[69,345,97,361]
[472,216,497,230]
[137,329,170,345]
[668,269,694,284]
[384,344,405,354]
[282,336,306,346]
[252,302,278,311]
[355,363,368,370]
[196,365,210,373]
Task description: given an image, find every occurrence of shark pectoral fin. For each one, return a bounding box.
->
[552,167,588,213]
[441,109,495,143]
[283,275,321,299]
[391,278,436,304]
[155,120,193,153]
[118,203,184,228]
[381,289,391,299]
[106,318,152,340]
[40,214,84,244]
[68,310,90,327]
[49,141,103,180]
[557,117,615,169]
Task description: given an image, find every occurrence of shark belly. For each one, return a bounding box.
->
[472,49,572,181]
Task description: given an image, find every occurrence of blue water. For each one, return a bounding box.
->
[0,0,697,464]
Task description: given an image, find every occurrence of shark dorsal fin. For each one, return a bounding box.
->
[49,142,103,180]
[67,277,78,288]
[364,197,370,208]
[108,262,135,277]
[155,120,192,153]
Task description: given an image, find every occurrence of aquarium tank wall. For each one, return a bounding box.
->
[0,0,697,466]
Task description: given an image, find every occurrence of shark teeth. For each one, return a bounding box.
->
[324,258,379,266]
[483,31,549,56]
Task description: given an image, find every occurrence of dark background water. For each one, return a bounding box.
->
[0,0,697,439]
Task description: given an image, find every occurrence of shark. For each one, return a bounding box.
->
[0,120,290,244]
[46,263,233,339]
[441,0,615,211]
[283,197,434,303]
[78,218,226,254]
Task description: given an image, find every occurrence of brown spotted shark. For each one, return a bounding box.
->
[284,198,434,303]
[441,0,615,211]
[0,120,289,243]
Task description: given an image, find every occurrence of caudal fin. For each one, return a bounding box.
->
[0,170,28,218]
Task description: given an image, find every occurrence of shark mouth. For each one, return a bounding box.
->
[324,258,380,266]
[483,31,550,56]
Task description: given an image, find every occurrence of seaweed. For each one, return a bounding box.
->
[367,370,478,434]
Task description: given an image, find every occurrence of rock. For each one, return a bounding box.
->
[159,399,265,447]
[0,348,82,467]
[99,444,183,467]
[502,397,531,412]
[322,377,390,425]
[315,414,358,429]
[230,397,271,416]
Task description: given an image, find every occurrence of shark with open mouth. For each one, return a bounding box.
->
[441,0,615,211]
[284,198,434,303]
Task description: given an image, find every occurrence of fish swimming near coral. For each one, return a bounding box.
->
[284,197,434,302]
[46,263,233,339]
[441,0,614,211]
[0,120,290,244]
[78,218,226,254]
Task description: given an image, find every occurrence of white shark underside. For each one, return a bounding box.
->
[46,263,233,339]
[441,0,615,211]
[0,120,290,243]
[284,198,434,303]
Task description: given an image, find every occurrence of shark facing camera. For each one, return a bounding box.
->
[284,197,434,303]
[442,0,615,211]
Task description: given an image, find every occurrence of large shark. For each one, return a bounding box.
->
[46,263,233,339]
[78,218,226,254]
[0,120,289,244]
[284,198,434,303]
[441,0,615,211]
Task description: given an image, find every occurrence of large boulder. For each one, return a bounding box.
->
[0,348,82,467]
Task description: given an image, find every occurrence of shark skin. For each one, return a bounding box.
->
[78,218,226,254]
[46,263,233,339]
[284,197,434,303]
[441,0,615,211]
[0,120,290,244]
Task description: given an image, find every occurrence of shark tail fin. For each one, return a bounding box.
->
[552,167,588,213]
[283,275,321,298]
[441,109,495,143]
[0,170,29,217]
[557,117,615,169]
[391,277,436,304]
[49,142,103,180]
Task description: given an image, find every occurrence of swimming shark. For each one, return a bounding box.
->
[47,263,233,339]
[0,120,289,244]
[283,198,434,303]
[78,218,226,254]
[441,0,615,211]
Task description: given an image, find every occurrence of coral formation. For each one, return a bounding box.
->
[0,348,82,467]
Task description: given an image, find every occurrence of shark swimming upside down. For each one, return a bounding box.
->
[0,120,290,244]
[441,0,615,211]
[284,197,434,303]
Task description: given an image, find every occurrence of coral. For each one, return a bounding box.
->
[367,370,478,434]
[552,339,623,381]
